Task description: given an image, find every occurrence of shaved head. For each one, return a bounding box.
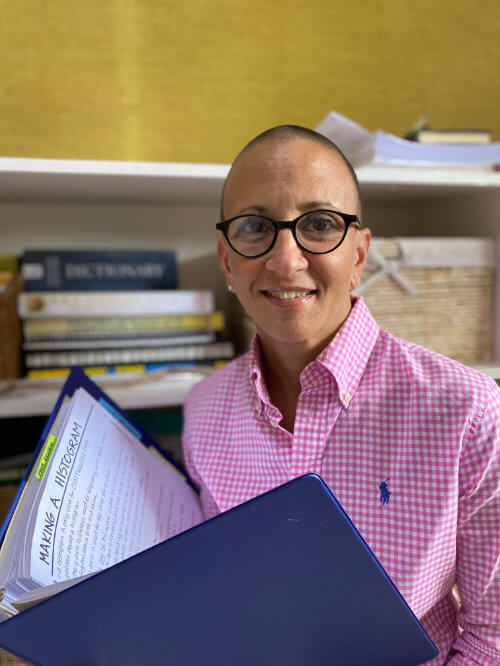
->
[221,124,361,222]
[216,126,371,358]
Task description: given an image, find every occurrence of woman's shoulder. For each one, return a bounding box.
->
[376,328,498,402]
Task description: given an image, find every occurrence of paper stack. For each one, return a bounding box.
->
[315,111,500,168]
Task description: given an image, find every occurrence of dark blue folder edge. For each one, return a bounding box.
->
[313,475,438,659]
[0,365,194,546]
[0,473,438,664]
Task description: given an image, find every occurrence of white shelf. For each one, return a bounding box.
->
[473,366,500,381]
[0,371,208,418]
[0,364,498,419]
[0,157,229,204]
[1,156,499,416]
[356,164,500,199]
[1,157,499,204]
[357,164,500,187]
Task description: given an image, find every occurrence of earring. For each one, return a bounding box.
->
[227,283,234,293]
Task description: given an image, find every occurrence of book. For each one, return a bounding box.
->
[0,257,18,274]
[21,250,177,291]
[0,273,24,381]
[315,110,500,167]
[17,289,215,318]
[0,369,438,665]
[405,127,492,145]
[23,311,225,340]
[22,331,217,351]
[0,273,14,294]
[26,360,228,379]
[24,341,234,369]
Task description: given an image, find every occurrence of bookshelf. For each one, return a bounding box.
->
[0,371,209,418]
[0,157,499,417]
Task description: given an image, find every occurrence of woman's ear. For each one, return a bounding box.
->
[354,227,371,274]
[350,227,370,290]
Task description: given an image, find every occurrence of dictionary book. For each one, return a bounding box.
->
[21,249,177,292]
[0,369,438,665]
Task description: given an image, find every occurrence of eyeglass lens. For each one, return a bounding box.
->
[226,211,347,256]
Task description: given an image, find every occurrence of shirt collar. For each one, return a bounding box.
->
[314,297,379,408]
[247,297,379,410]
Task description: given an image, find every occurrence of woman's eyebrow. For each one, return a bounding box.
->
[235,201,337,217]
[300,200,336,210]
[234,205,269,216]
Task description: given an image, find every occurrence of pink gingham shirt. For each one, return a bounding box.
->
[182,297,500,665]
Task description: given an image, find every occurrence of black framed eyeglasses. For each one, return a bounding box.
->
[216,209,360,258]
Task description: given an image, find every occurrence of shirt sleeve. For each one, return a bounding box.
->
[448,378,500,664]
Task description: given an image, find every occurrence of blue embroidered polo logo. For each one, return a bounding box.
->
[379,478,391,505]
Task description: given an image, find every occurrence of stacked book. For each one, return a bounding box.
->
[0,255,23,380]
[0,255,19,295]
[18,249,233,378]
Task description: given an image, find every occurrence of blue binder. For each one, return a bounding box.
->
[0,370,438,665]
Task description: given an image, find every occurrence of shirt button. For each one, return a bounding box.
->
[344,391,351,403]
[270,420,278,428]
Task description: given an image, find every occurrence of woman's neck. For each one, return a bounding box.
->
[258,337,321,433]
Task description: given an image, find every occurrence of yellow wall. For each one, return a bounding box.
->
[1,0,498,163]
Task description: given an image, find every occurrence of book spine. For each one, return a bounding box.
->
[23,311,225,338]
[0,254,19,273]
[23,332,217,351]
[18,290,215,318]
[21,250,177,291]
[26,360,227,378]
[25,341,234,368]
[407,129,491,145]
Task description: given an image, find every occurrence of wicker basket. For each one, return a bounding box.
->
[228,238,495,366]
[354,237,495,365]
[0,273,24,379]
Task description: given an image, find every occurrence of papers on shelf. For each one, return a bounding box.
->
[315,111,500,167]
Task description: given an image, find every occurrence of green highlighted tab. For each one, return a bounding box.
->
[36,436,57,480]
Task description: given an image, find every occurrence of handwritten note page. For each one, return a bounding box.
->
[30,388,202,586]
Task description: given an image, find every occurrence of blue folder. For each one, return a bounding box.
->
[0,370,438,665]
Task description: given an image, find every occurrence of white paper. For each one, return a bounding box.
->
[315,110,500,166]
[30,388,203,586]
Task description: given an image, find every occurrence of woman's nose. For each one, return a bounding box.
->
[265,229,309,277]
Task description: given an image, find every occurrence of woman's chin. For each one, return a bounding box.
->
[256,323,317,347]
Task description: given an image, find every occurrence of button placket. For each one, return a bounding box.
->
[289,386,343,477]
[290,394,319,476]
